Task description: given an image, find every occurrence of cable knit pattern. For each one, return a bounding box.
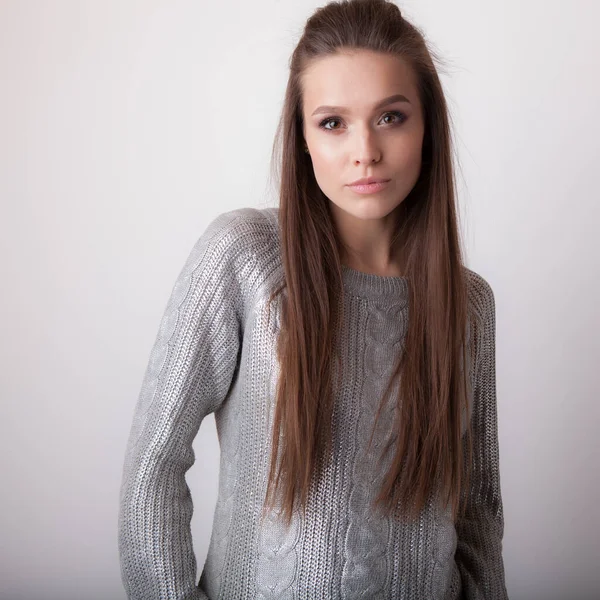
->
[341,301,406,598]
[118,205,508,599]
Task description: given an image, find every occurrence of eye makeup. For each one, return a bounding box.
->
[317,110,408,131]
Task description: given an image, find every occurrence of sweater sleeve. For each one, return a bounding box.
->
[454,281,509,599]
[117,212,244,600]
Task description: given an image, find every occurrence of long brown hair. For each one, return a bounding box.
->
[263,0,472,528]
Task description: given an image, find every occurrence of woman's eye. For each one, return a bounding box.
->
[318,111,406,131]
[382,111,406,124]
[319,117,342,130]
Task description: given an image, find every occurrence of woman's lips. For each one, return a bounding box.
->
[347,180,390,194]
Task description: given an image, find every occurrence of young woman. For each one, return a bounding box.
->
[118,0,509,598]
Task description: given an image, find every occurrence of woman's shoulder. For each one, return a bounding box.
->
[195,205,283,309]
[462,267,496,365]
[462,265,495,324]
[195,205,281,263]
[198,205,279,244]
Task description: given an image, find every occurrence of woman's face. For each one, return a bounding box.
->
[301,50,425,223]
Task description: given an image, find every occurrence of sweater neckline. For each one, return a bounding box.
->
[341,263,409,302]
[264,206,408,302]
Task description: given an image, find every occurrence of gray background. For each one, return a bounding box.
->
[1,1,598,598]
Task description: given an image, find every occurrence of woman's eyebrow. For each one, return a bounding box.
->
[310,93,411,116]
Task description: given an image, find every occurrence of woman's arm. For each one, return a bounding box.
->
[455,279,509,599]
[117,211,244,600]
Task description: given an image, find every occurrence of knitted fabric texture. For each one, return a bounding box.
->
[117,206,508,599]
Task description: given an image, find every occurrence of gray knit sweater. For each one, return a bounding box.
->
[117,206,508,599]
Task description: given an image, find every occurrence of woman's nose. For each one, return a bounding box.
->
[352,133,382,164]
